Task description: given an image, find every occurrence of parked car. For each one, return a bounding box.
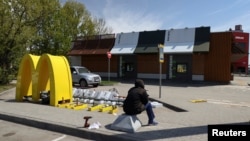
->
[70,66,101,87]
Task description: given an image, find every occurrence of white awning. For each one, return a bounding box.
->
[164,28,195,53]
[110,32,139,54]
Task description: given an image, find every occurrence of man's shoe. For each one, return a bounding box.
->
[148,121,158,126]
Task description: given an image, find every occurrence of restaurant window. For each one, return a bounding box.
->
[177,63,187,73]
[236,42,246,52]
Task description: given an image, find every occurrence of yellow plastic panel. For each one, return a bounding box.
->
[58,103,88,110]
[15,54,40,101]
[99,105,113,112]
[88,104,103,111]
[70,104,88,110]
[109,107,118,114]
[33,54,72,106]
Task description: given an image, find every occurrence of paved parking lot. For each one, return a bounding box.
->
[0,119,93,141]
[0,76,250,141]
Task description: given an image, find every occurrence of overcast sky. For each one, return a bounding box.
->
[79,0,250,34]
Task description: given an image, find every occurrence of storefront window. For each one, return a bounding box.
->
[177,64,187,73]
[236,42,246,51]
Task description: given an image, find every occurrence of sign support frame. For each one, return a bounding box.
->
[158,44,164,99]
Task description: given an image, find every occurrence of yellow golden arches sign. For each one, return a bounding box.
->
[16,53,72,106]
[16,54,40,102]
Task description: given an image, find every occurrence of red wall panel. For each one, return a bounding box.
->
[204,32,232,83]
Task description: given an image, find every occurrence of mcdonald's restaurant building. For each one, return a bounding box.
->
[67,25,249,83]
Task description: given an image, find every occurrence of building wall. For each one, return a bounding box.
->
[68,28,249,83]
[204,32,232,83]
[192,54,205,74]
[136,54,167,79]
[81,55,118,74]
[68,56,81,66]
[231,32,249,73]
[192,53,205,80]
[137,54,160,73]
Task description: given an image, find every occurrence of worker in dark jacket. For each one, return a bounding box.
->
[123,79,158,126]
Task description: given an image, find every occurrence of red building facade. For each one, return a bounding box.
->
[231,30,249,74]
[67,25,249,83]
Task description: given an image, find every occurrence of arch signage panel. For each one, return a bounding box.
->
[16,54,72,106]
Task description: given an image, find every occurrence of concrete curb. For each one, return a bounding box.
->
[0,112,136,141]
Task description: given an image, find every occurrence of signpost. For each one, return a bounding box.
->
[158,44,164,98]
[107,52,111,81]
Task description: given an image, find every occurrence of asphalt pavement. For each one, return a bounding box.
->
[0,76,250,141]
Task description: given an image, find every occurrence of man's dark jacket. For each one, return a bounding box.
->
[123,79,149,115]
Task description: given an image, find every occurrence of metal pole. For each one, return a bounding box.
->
[108,58,110,81]
[159,62,162,98]
[158,44,164,99]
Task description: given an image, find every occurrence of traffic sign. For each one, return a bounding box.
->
[158,44,164,63]
[107,52,111,59]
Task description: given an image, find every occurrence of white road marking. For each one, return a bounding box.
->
[52,135,67,141]
[206,99,250,107]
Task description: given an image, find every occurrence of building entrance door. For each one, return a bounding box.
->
[119,55,137,78]
[168,54,192,81]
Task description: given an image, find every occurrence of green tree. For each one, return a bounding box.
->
[93,17,113,34]
[0,0,113,84]
[28,0,63,55]
[29,0,99,55]
[0,0,35,84]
